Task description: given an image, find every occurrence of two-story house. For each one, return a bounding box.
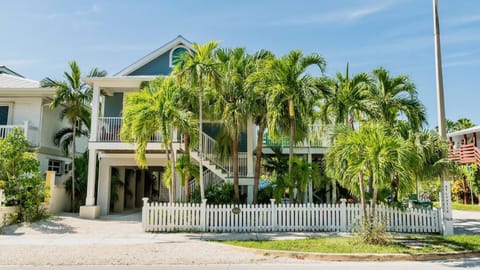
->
[79,35,329,218]
[0,65,79,211]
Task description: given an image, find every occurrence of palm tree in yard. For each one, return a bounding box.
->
[174,41,221,200]
[326,122,417,238]
[41,61,106,211]
[246,50,274,203]
[265,50,326,176]
[369,67,426,131]
[121,76,194,202]
[319,64,373,129]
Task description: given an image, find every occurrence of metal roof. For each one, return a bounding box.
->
[447,125,480,138]
[0,73,41,88]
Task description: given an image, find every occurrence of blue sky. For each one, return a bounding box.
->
[1,0,479,128]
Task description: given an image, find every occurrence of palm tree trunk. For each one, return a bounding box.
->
[166,142,171,202]
[198,81,205,200]
[288,99,294,177]
[463,176,468,204]
[170,140,176,203]
[370,180,378,224]
[359,172,367,225]
[233,129,240,202]
[253,122,265,204]
[71,120,76,212]
[184,132,191,202]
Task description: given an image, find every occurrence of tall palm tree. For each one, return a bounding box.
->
[265,50,326,176]
[246,50,275,203]
[213,47,250,201]
[41,61,106,211]
[121,76,194,202]
[174,41,221,200]
[369,67,426,130]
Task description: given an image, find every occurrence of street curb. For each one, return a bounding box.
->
[232,246,480,262]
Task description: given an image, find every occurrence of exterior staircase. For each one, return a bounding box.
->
[179,131,248,186]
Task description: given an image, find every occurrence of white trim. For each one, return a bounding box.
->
[447,125,480,138]
[169,45,190,68]
[115,35,194,76]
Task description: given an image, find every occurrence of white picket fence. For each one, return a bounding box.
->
[141,198,441,233]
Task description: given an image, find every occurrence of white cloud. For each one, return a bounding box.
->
[0,59,37,67]
[47,3,101,20]
[445,15,480,27]
[268,2,398,26]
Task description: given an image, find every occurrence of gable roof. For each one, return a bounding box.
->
[0,65,24,77]
[0,73,41,88]
[115,35,194,76]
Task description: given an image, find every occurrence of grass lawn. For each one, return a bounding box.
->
[433,202,480,211]
[223,235,480,254]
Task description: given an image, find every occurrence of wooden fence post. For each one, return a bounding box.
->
[142,197,149,231]
[340,198,347,232]
[201,199,207,232]
[270,199,276,232]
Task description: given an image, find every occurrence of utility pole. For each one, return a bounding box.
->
[433,0,453,235]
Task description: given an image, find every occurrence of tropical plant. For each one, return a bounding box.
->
[121,76,194,202]
[319,64,373,129]
[246,49,275,203]
[174,41,221,200]
[0,128,48,222]
[368,67,426,131]
[326,122,418,240]
[41,61,106,211]
[175,154,199,199]
[263,50,326,178]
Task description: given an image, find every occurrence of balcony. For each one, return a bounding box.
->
[262,124,328,148]
[97,117,162,142]
[448,143,480,166]
[0,121,39,146]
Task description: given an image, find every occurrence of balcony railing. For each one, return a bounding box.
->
[262,124,329,148]
[448,143,480,165]
[97,117,162,142]
[0,121,39,146]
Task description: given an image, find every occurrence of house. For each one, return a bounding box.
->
[448,126,480,167]
[0,65,80,212]
[79,35,329,219]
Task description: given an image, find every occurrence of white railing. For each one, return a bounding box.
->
[0,121,39,146]
[97,117,162,142]
[199,132,248,177]
[142,198,441,233]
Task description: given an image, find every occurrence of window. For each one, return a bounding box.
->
[0,105,10,125]
[169,46,188,67]
[48,160,64,176]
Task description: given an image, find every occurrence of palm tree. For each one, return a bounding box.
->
[246,50,275,203]
[265,50,326,176]
[213,47,251,201]
[369,67,426,130]
[326,122,417,229]
[319,64,373,129]
[121,76,194,202]
[174,41,221,200]
[41,61,106,211]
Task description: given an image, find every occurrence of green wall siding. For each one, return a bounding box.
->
[104,92,123,117]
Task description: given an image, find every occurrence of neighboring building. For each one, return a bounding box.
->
[79,35,329,218]
[0,66,80,211]
[448,126,480,167]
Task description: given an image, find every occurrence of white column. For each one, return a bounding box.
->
[98,161,111,215]
[246,117,254,177]
[90,84,100,142]
[85,150,97,206]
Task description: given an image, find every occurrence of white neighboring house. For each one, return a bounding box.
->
[0,65,85,211]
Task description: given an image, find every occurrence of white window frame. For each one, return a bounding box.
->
[169,45,190,67]
[48,159,64,176]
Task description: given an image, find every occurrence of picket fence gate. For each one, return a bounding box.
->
[141,198,441,233]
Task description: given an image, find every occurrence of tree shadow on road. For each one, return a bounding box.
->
[0,216,76,235]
